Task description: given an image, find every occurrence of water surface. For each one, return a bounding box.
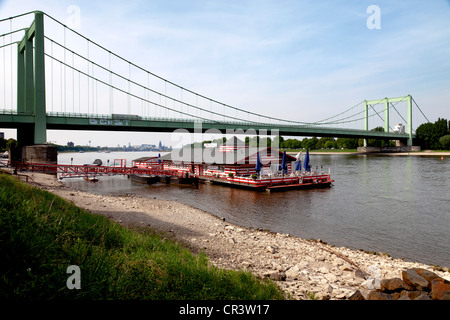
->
[59,152,450,267]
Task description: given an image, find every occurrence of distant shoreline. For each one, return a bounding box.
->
[288,151,450,156]
[57,149,450,157]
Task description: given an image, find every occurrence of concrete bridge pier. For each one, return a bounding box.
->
[21,144,57,166]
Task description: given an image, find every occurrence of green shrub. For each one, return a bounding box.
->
[439,135,450,150]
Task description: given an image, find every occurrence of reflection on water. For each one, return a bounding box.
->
[59,152,450,267]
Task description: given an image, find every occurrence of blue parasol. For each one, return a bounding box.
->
[303,149,311,172]
[158,153,161,164]
[295,159,302,171]
[255,152,262,175]
[280,150,288,174]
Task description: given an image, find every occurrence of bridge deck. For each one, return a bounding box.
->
[0,111,415,140]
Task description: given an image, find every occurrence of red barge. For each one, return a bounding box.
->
[132,137,334,192]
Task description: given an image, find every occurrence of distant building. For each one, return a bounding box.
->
[67,141,74,147]
[393,123,405,133]
[219,136,248,153]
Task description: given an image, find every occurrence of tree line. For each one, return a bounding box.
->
[415,118,450,150]
[244,127,392,150]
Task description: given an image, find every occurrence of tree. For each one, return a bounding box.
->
[416,118,449,150]
[336,137,359,149]
[281,138,301,149]
[303,137,318,150]
[6,138,17,150]
[316,137,336,149]
[368,126,388,147]
[439,135,450,150]
[324,140,337,149]
[0,137,6,152]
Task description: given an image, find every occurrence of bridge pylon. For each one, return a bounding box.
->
[17,11,46,146]
[363,95,413,147]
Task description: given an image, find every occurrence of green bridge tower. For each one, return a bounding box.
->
[364,95,413,147]
[16,11,46,146]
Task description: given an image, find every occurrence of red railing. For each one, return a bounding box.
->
[2,160,183,179]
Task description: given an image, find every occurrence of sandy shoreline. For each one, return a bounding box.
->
[5,169,449,300]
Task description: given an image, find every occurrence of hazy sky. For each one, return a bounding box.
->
[1,0,449,147]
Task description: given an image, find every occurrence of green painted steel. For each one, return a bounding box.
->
[33,12,47,144]
[40,113,413,140]
[363,100,368,147]
[364,95,413,146]
[384,98,389,134]
[407,95,413,146]
[15,11,47,145]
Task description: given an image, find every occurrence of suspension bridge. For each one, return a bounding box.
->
[0,11,430,153]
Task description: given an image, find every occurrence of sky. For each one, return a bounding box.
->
[0,0,449,147]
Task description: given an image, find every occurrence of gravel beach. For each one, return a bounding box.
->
[7,169,450,300]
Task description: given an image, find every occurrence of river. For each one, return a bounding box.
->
[58,151,450,268]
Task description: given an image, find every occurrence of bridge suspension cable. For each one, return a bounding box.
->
[412,97,430,123]
[43,12,342,127]
[0,10,430,138]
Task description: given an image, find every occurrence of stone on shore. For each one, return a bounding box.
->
[402,269,429,291]
[362,268,450,300]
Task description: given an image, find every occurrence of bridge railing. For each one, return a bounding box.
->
[44,111,413,136]
[1,109,413,138]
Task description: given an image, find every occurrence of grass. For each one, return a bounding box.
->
[0,173,286,300]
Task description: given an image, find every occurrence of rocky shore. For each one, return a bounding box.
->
[6,169,450,300]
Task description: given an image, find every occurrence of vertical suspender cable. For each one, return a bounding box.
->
[128,63,131,115]
[78,68,81,113]
[2,37,5,109]
[147,73,150,118]
[50,41,53,112]
[64,27,66,113]
[72,51,75,113]
[180,87,183,119]
[10,19,13,110]
[87,40,89,115]
[109,51,113,115]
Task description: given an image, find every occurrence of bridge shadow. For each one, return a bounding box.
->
[88,206,206,252]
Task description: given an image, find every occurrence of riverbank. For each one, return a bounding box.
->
[289,150,450,156]
[6,169,450,300]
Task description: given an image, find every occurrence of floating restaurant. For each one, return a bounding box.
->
[132,137,334,192]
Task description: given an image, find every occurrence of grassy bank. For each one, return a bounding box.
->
[0,173,285,300]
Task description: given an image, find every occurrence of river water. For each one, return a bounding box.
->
[58,151,450,268]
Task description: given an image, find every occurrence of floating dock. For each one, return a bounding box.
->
[199,173,334,193]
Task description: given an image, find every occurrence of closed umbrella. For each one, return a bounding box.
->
[304,149,311,172]
[255,152,262,175]
[280,151,287,174]
[295,159,302,171]
[295,150,302,172]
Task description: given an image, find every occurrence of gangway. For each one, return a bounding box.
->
[2,160,184,180]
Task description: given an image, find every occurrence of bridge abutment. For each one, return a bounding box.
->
[357,146,421,153]
[21,144,57,169]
